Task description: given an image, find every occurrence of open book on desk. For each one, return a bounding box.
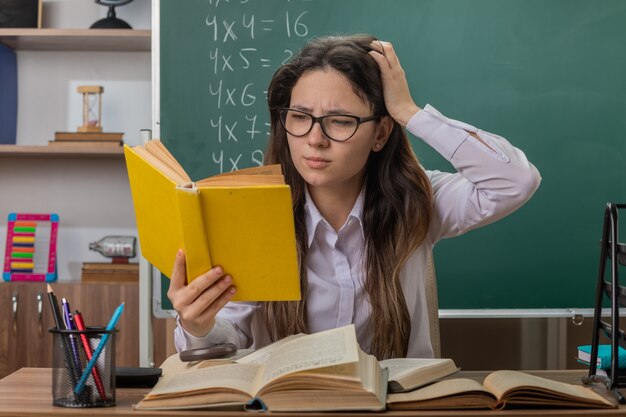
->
[380,357,459,393]
[124,139,300,301]
[134,324,387,412]
[387,370,617,410]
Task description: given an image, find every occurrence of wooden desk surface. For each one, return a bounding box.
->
[0,368,625,417]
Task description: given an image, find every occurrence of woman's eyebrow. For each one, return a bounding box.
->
[290,105,356,115]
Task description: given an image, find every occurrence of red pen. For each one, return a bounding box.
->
[74,310,107,401]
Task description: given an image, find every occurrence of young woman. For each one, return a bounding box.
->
[168,34,541,359]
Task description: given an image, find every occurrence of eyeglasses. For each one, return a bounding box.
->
[278,108,380,142]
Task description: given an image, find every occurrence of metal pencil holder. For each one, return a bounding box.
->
[49,327,116,407]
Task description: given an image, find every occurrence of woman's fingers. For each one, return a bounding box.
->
[178,274,236,323]
[172,266,226,310]
[381,41,400,67]
[369,41,390,69]
[369,40,400,68]
[369,40,420,127]
[166,248,237,337]
[168,249,187,293]
[194,284,237,325]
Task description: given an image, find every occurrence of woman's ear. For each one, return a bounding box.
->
[372,116,393,152]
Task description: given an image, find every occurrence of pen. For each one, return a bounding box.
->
[62,298,83,383]
[47,285,80,389]
[74,302,125,395]
[74,310,107,401]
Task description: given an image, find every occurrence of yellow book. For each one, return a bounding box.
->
[124,139,300,301]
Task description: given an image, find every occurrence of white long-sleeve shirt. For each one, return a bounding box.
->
[174,105,541,357]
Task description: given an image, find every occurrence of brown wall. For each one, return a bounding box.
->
[440,317,594,371]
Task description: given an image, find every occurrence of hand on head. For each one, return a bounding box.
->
[368,40,421,127]
[167,249,237,338]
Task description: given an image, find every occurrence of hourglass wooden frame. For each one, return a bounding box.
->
[77,85,103,133]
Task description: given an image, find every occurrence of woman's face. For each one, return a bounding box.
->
[286,69,388,195]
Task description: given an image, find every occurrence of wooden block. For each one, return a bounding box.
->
[81,262,138,283]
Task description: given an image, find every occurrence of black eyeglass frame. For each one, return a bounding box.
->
[277,107,381,142]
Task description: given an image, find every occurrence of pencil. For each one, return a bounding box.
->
[46,284,63,330]
[47,284,81,391]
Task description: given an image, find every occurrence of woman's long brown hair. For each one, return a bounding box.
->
[263,34,433,359]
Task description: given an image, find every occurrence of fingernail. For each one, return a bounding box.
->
[212,266,223,275]
[177,249,183,257]
[224,275,232,284]
[229,287,237,294]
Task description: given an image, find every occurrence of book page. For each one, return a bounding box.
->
[380,358,455,382]
[132,145,190,186]
[143,139,191,184]
[237,334,305,365]
[259,325,360,388]
[196,175,285,186]
[147,363,264,399]
[358,349,382,396]
[197,164,285,186]
[387,378,493,404]
[211,164,283,177]
[483,370,613,406]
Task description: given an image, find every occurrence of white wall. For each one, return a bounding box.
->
[2,0,152,281]
[16,51,151,147]
[42,0,151,30]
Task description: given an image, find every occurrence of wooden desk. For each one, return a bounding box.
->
[0,368,625,416]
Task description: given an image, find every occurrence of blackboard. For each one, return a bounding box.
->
[158,0,626,311]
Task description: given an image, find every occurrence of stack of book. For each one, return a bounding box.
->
[49,132,124,147]
[81,262,138,283]
[134,324,617,412]
[578,344,626,370]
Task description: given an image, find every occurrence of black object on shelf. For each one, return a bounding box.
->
[90,0,133,29]
[0,0,40,28]
[583,203,626,404]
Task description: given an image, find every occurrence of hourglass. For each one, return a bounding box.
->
[77,85,103,133]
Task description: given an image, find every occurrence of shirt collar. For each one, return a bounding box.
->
[304,187,365,248]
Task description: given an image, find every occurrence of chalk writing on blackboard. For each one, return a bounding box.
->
[203,0,313,173]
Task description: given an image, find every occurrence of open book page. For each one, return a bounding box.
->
[259,324,360,387]
[135,392,249,411]
[142,139,191,185]
[484,370,614,407]
[380,358,458,384]
[146,363,264,399]
[158,352,205,377]
[266,348,374,389]
[256,349,386,412]
[237,334,305,365]
[131,145,190,186]
[387,378,494,408]
[196,164,285,186]
[195,349,255,367]
[195,175,286,187]
[211,164,283,177]
[358,349,385,399]
[145,139,187,177]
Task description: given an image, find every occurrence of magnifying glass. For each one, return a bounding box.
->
[179,343,237,362]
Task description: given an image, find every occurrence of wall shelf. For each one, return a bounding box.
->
[0,28,150,51]
[0,144,124,158]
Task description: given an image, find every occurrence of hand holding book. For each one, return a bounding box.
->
[167,249,236,338]
[124,139,301,302]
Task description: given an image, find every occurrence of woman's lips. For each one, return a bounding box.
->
[304,156,330,169]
